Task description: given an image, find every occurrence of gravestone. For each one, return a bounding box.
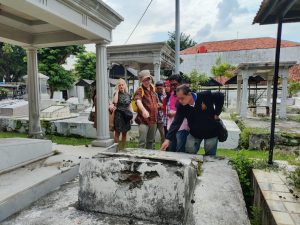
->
[79,150,201,224]
[0,100,28,117]
[23,73,50,100]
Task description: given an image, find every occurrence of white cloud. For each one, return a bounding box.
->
[84,0,300,51]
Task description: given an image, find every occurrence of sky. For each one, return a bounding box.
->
[84,0,300,52]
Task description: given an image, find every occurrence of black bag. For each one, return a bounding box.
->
[121,109,133,122]
[216,119,228,142]
[88,111,95,122]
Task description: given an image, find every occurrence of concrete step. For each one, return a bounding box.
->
[0,144,113,222]
[0,138,53,174]
[0,157,79,222]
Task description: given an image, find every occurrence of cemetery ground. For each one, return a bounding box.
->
[1,113,299,225]
[0,131,298,165]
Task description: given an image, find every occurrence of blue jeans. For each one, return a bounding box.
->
[185,134,218,155]
[167,130,189,152]
[176,130,189,152]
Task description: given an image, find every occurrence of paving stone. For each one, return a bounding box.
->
[259,183,290,192]
[284,202,300,214]
[290,213,300,225]
[266,200,287,212]
[277,192,300,203]
[262,191,282,201]
[272,211,295,225]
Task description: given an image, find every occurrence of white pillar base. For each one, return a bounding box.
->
[91,139,115,148]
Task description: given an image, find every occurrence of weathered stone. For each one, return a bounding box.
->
[78,150,201,224]
[191,157,250,225]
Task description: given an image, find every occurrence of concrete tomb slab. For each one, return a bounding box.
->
[79,149,202,224]
[0,138,52,173]
[0,100,28,117]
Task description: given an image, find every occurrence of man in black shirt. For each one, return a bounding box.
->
[161,84,224,155]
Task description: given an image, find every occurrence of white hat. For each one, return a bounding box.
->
[138,70,153,82]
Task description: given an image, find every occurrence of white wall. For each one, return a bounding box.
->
[180,46,300,75]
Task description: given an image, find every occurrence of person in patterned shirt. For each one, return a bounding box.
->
[155,80,165,144]
[134,70,159,149]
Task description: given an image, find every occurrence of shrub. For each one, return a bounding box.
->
[287,167,300,189]
[288,82,300,97]
[229,154,255,205]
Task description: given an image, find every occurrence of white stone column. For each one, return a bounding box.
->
[153,59,161,82]
[77,86,85,104]
[279,70,288,119]
[107,62,113,99]
[236,77,242,113]
[26,47,43,139]
[92,43,114,147]
[266,75,272,108]
[240,71,250,118]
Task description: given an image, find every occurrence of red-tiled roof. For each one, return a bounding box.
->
[180,37,300,55]
[213,76,229,85]
[289,64,300,82]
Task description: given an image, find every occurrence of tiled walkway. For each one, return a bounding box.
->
[253,169,300,225]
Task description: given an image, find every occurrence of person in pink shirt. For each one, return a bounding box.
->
[166,74,190,152]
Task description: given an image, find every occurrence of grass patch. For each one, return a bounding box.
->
[288,114,300,123]
[0,132,93,146]
[211,148,299,166]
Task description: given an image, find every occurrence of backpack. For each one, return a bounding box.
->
[131,85,155,112]
[131,87,144,112]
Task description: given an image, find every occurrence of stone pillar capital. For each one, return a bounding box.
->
[153,59,161,66]
[95,40,110,47]
[25,46,38,52]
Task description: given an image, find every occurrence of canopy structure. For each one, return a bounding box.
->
[109,64,138,80]
[253,0,300,25]
[225,75,237,85]
[202,78,223,87]
[107,42,179,82]
[75,79,95,87]
[235,61,296,118]
[0,0,123,148]
[253,0,300,164]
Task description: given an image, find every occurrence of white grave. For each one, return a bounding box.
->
[53,91,63,101]
[23,73,50,100]
[0,100,28,117]
[0,138,52,174]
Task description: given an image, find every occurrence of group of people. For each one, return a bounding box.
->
[105,69,225,155]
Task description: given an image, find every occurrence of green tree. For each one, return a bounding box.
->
[167,31,197,51]
[186,69,209,92]
[74,52,96,80]
[0,43,26,82]
[38,45,85,98]
[211,57,236,78]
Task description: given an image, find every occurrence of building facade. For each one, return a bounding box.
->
[180,37,300,76]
